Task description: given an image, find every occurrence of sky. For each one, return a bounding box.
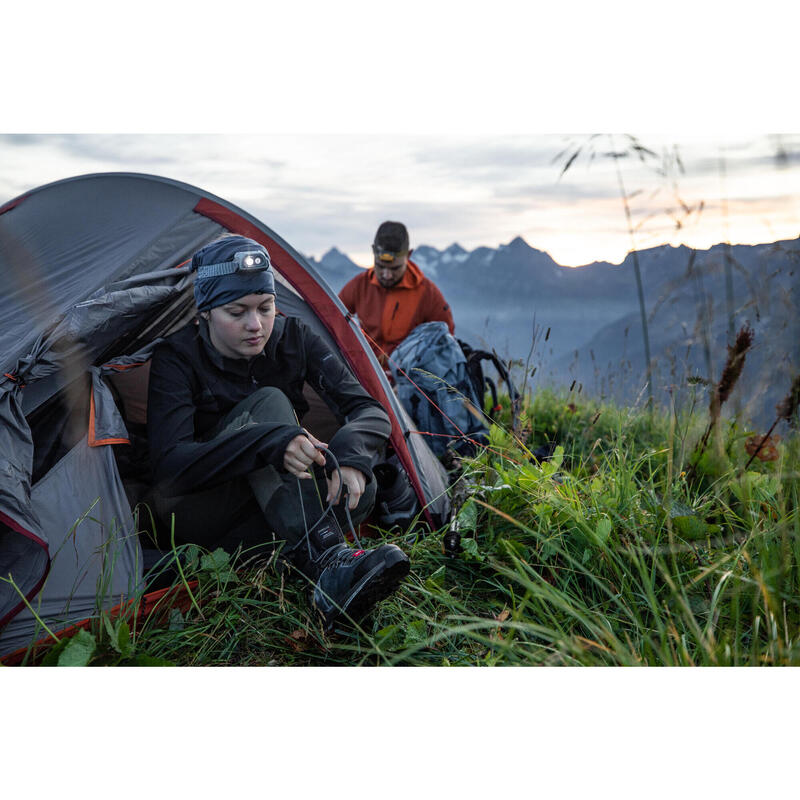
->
[4,3,799,271]
[2,132,798,268]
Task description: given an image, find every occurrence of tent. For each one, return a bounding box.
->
[0,172,451,659]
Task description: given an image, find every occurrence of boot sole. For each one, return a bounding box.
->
[324,549,410,631]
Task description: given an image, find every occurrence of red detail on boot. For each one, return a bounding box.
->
[344,521,378,543]
[353,550,365,557]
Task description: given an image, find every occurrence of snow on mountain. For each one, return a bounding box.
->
[440,243,469,265]
[410,245,440,277]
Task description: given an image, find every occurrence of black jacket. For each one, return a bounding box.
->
[147,315,391,496]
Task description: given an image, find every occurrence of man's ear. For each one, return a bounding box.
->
[408,247,414,258]
[200,310,210,321]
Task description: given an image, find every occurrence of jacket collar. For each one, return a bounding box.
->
[368,258,424,290]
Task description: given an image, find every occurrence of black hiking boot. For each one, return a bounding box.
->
[286,515,410,631]
[311,540,410,631]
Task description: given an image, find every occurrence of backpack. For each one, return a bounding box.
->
[457,338,520,423]
[390,322,489,457]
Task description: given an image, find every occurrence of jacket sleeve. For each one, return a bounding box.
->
[423,282,455,334]
[147,342,304,497]
[338,276,357,315]
[300,324,391,478]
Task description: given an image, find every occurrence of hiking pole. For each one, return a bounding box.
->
[442,475,471,557]
[442,524,461,558]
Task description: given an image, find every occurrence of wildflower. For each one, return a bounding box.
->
[745,435,780,462]
[743,373,799,469]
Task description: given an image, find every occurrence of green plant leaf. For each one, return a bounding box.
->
[498,538,527,561]
[489,423,511,449]
[425,565,447,592]
[201,548,231,572]
[129,653,176,666]
[403,620,427,648]
[456,500,478,533]
[201,547,237,585]
[673,515,719,540]
[57,629,96,667]
[696,449,731,480]
[116,621,132,658]
[40,637,71,667]
[594,517,613,546]
[183,544,200,569]
[460,537,484,562]
[375,624,402,649]
[540,540,558,561]
[102,613,116,647]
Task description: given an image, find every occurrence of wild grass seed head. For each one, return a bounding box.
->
[716,325,754,405]
[775,373,800,429]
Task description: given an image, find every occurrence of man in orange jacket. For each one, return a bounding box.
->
[339,221,455,365]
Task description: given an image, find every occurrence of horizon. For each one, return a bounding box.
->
[320,229,800,271]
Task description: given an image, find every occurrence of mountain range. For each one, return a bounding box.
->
[307,235,800,428]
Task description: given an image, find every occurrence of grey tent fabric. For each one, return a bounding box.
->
[396,401,450,512]
[0,434,141,655]
[11,283,188,405]
[0,176,207,372]
[0,387,36,530]
[90,368,133,443]
[0,386,47,627]
[0,172,452,658]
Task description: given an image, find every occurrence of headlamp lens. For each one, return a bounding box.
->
[236,250,269,271]
[195,248,272,280]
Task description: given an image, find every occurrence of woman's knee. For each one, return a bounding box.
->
[236,386,297,425]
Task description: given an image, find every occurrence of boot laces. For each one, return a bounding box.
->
[316,543,366,571]
[296,444,363,565]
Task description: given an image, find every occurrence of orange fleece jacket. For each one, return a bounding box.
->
[339,259,455,363]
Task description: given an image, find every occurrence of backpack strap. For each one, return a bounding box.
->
[459,343,521,406]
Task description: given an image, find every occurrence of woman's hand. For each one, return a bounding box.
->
[327,466,367,511]
[283,432,327,479]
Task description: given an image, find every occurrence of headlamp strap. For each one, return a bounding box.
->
[196,262,242,279]
[196,249,271,280]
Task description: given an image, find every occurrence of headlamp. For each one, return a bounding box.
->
[196,249,272,279]
[372,244,408,264]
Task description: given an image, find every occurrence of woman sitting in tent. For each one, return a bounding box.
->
[146,235,409,630]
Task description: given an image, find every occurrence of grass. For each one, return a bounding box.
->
[32,386,799,667]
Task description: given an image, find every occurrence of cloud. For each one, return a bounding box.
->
[410,138,565,183]
[672,136,800,178]
[492,181,620,201]
[1,133,797,270]
[0,134,48,146]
